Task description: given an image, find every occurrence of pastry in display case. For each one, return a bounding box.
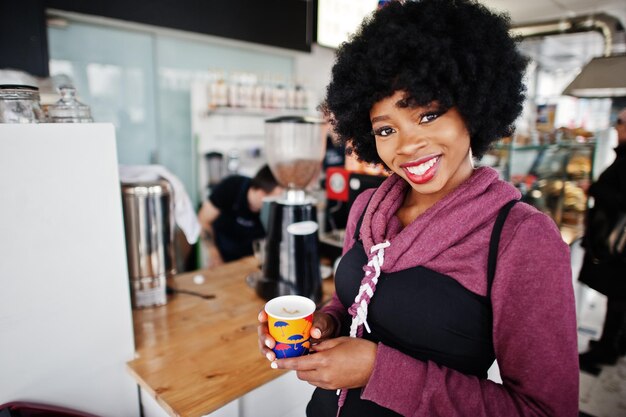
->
[481,136,594,244]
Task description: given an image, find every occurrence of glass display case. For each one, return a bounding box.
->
[482,137,595,244]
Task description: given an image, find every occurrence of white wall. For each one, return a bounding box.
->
[295,44,336,110]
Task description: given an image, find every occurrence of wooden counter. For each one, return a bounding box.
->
[127,257,335,417]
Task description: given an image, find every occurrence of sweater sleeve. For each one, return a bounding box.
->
[361,211,579,417]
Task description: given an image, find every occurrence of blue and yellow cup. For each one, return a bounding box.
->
[265,295,315,358]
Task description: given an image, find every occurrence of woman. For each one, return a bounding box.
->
[257,1,578,415]
[578,107,626,371]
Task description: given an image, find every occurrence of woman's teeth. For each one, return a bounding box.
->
[406,157,438,176]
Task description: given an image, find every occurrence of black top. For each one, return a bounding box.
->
[306,200,517,416]
[588,144,626,213]
[579,143,626,295]
[209,175,265,262]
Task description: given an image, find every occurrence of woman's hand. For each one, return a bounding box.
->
[258,310,338,361]
[272,337,378,390]
[309,311,337,344]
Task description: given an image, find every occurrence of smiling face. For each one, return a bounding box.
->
[370,91,474,206]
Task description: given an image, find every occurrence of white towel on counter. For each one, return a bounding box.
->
[118,165,200,244]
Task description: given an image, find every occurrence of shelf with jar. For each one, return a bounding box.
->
[201,70,314,115]
[203,106,311,118]
[480,130,595,244]
[190,75,319,205]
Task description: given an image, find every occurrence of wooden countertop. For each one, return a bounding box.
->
[127,257,335,417]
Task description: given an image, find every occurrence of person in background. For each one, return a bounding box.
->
[322,119,346,171]
[198,164,282,267]
[257,1,579,416]
[578,107,626,372]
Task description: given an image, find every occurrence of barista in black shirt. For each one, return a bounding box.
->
[198,165,282,266]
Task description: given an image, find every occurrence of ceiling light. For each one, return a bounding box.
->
[562,54,626,98]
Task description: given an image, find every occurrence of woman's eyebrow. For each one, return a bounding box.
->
[370,115,390,124]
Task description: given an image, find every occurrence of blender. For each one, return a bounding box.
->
[255,116,326,302]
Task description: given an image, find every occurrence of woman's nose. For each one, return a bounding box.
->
[396,128,427,155]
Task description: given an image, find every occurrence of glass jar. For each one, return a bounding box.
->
[47,85,93,123]
[0,85,46,123]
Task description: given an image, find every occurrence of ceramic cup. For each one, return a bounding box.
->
[265,295,315,358]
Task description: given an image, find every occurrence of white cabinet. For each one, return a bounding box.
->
[140,389,239,417]
[140,372,314,417]
[0,124,139,416]
[239,372,316,417]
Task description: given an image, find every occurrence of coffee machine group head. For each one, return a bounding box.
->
[256,116,326,303]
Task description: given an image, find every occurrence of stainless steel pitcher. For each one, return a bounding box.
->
[121,179,175,308]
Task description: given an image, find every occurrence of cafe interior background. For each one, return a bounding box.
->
[1,0,626,416]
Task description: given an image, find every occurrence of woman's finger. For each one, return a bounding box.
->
[310,326,322,339]
[258,309,268,322]
[258,335,276,361]
[309,337,341,352]
[311,312,335,341]
[257,311,275,358]
[295,369,325,386]
[273,353,321,371]
[257,325,275,349]
[263,348,276,362]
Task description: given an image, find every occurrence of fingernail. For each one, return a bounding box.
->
[258,311,263,321]
[270,361,278,369]
[266,352,273,361]
[265,339,272,348]
[312,329,321,338]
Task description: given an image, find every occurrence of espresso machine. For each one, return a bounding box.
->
[255,116,326,303]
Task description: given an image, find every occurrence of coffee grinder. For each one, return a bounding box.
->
[255,116,326,303]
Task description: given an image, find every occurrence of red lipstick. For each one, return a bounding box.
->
[401,154,441,185]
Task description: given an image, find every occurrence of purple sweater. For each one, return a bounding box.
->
[323,167,579,417]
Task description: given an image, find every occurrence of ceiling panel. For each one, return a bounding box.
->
[519,31,604,72]
[478,0,626,25]
[478,0,626,74]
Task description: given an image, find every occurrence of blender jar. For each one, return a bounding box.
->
[264,116,325,198]
[0,85,46,123]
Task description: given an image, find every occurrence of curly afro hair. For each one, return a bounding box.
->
[323,0,528,163]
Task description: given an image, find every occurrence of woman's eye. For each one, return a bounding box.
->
[419,112,443,124]
[372,126,395,137]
